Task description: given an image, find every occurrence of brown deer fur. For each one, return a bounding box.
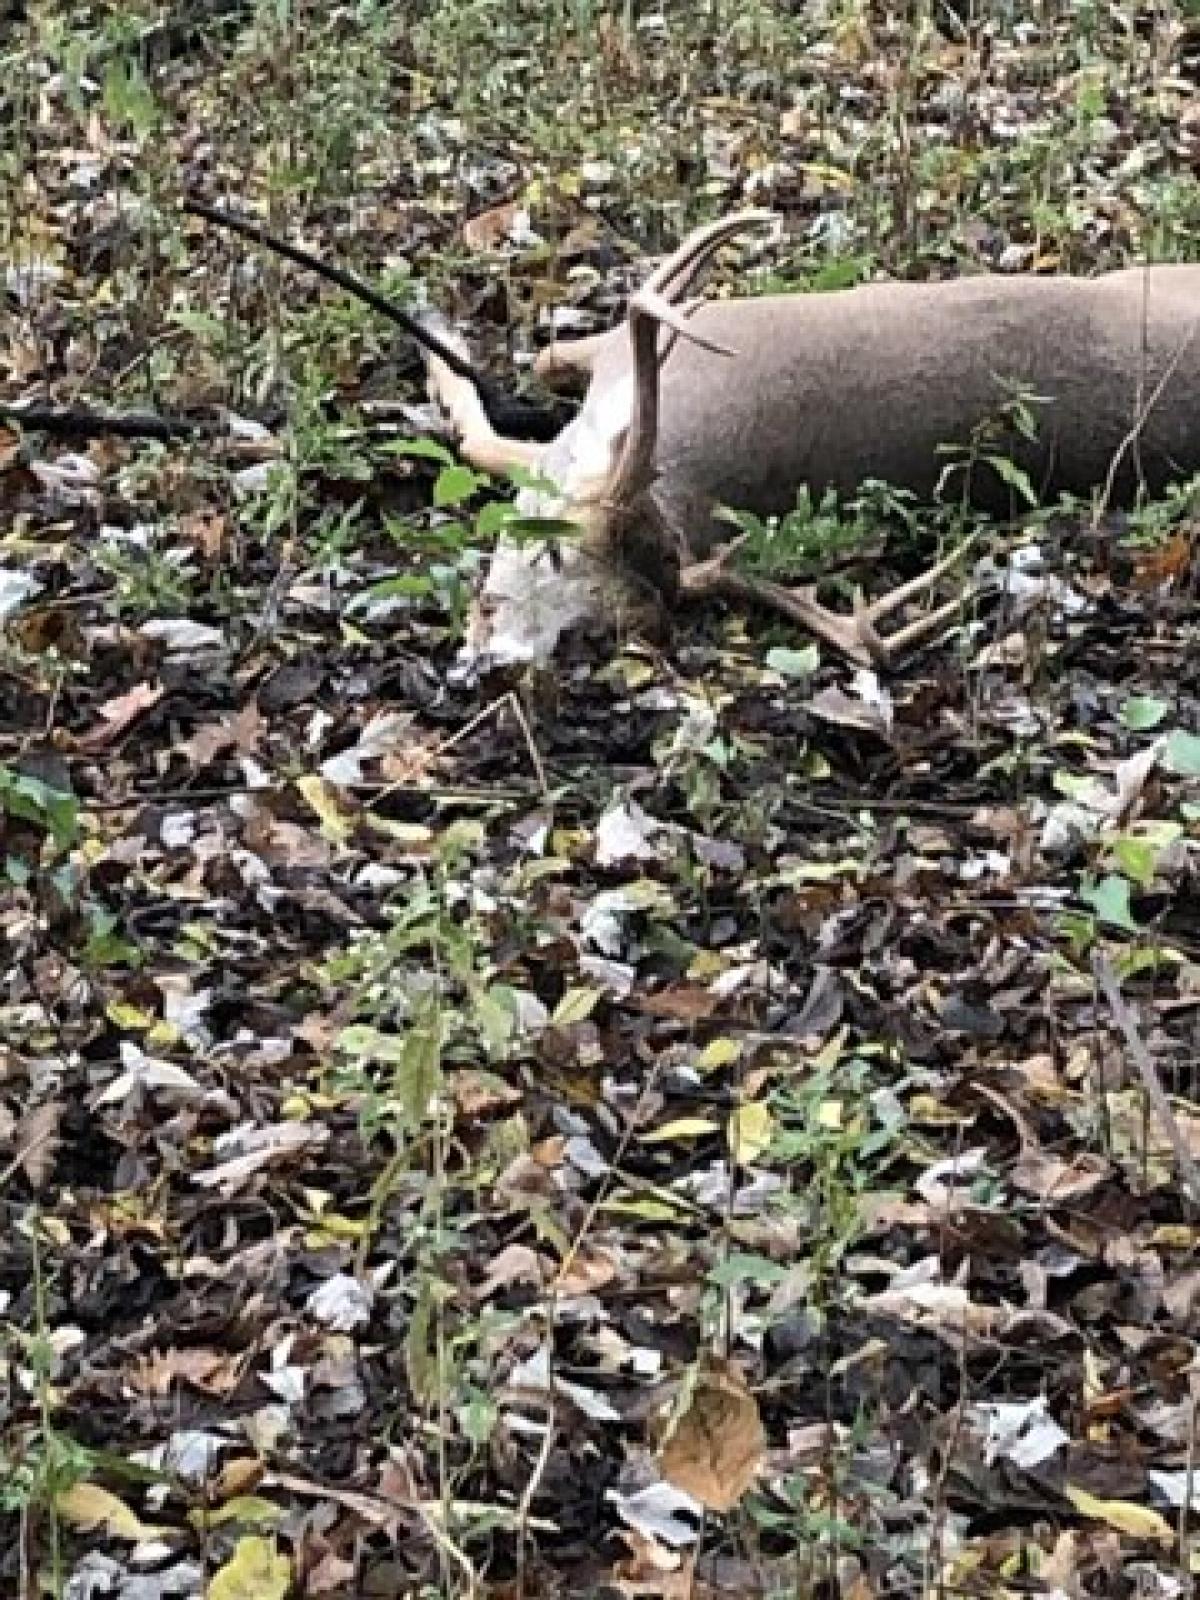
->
[428,215,1200,668]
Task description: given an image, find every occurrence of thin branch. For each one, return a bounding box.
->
[1094,953,1200,1216]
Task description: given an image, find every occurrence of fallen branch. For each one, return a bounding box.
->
[0,404,202,442]
[183,196,566,441]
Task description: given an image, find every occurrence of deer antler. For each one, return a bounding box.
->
[607,289,738,508]
[679,540,975,666]
[642,210,776,305]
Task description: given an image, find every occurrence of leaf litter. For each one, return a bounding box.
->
[2,2,1200,1597]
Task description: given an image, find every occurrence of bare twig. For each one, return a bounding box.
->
[1095,954,1200,1215]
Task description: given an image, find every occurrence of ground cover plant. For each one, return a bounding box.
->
[2,1,1200,1595]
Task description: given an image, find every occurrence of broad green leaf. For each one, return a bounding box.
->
[434,463,486,507]
[0,767,79,849]
[501,516,584,543]
[190,1495,282,1530]
[1121,696,1169,731]
[1081,873,1138,931]
[1111,835,1158,888]
[765,644,820,679]
[476,499,516,538]
[707,1252,790,1289]
[386,437,456,466]
[1164,730,1200,776]
[396,1012,442,1127]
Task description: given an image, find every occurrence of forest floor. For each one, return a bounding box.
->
[2,3,1200,1596]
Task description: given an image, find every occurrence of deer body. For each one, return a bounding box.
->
[428,216,1200,667]
[577,268,1200,528]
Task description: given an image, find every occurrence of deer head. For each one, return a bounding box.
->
[452,213,775,672]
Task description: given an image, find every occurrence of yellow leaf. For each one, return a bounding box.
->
[816,1098,844,1130]
[105,1002,155,1031]
[642,1117,720,1143]
[551,987,601,1026]
[56,1482,155,1541]
[208,1535,291,1600]
[1064,1486,1173,1543]
[729,1102,774,1165]
[696,1037,741,1073]
[295,774,352,843]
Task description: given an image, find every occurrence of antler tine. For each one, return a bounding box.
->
[642,210,776,305]
[607,288,737,506]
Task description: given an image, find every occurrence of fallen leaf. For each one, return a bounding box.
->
[207,1534,291,1600]
[56,1481,162,1542]
[658,1356,765,1512]
[463,200,524,250]
[76,681,164,752]
[11,1100,63,1188]
[1064,1485,1174,1544]
[728,1101,775,1165]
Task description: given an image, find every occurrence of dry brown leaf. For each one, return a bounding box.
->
[636,985,719,1020]
[179,508,233,563]
[181,702,264,767]
[212,1457,266,1501]
[658,1356,765,1513]
[11,1100,63,1188]
[76,681,164,752]
[6,605,87,659]
[463,200,522,251]
[1134,527,1193,588]
[1010,1149,1110,1201]
[133,1345,248,1397]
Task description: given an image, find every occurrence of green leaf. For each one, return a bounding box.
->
[706,1252,789,1289]
[501,516,584,543]
[191,1495,283,1530]
[396,1003,443,1127]
[474,985,517,1054]
[475,499,516,538]
[1164,730,1200,776]
[387,437,456,466]
[1111,836,1158,889]
[434,463,485,507]
[1081,873,1138,932]
[765,644,820,679]
[987,455,1038,506]
[1121,695,1169,731]
[0,767,79,849]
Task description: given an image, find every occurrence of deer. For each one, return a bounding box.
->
[426,213,1200,672]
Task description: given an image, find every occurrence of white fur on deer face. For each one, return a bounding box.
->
[460,371,640,669]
